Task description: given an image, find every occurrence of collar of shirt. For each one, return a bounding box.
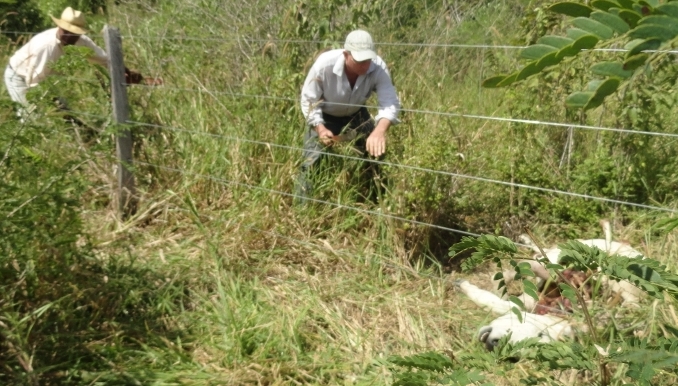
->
[332,52,375,78]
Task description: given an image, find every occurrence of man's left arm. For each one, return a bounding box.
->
[366,68,401,157]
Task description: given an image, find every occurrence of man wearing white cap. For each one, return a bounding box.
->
[4,6,141,106]
[297,29,401,201]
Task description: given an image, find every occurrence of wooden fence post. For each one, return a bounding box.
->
[104,25,136,218]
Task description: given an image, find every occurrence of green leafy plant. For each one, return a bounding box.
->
[484,0,678,111]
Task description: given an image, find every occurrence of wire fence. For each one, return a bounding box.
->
[128,83,678,139]
[4,30,678,53]
[6,27,678,249]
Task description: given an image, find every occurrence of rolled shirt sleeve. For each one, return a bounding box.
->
[373,66,400,124]
[77,35,109,66]
[300,62,326,127]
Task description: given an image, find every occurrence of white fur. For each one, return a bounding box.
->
[458,280,573,350]
[462,221,644,350]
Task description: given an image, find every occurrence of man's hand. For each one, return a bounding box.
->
[366,119,391,157]
[366,130,386,157]
[315,124,334,145]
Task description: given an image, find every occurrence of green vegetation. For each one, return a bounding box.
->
[1,0,678,384]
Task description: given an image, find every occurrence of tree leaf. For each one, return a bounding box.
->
[497,73,518,87]
[536,51,562,69]
[520,44,558,60]
[482,74,509,88]
[590,61,634,78]
[523,280,540,301]
[510,305,524,323]
[573,16,615,39]
[616,0,635,10]
[625,38,661,58]
[591,77,620,99]
[656,2,678,18]
[548,2,594,17]
[516,61,541,81]
[618,9,642,28]
[639,0,659,9]
[554,34,599,60]
[567,27,594,40]
[638,15,678,34]
[566,91,594,108]
[592,0,621,12]
[623,53,649,70]
[586,79,604,92]
[628,24,678,41]
[590,10,630,34]
[537,35,574,49]
[572,34,600,50]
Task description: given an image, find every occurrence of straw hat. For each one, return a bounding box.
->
[50,7,88,35]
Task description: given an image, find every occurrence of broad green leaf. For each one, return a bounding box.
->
[516,61,541,81]
[558,284,579,305]
[616,0,634,10]
[482,74,509,88]
[639,0,659,9]
[509,295,526,309]
[497,73,518,87]
[629,24,678,41]
[548,2,594,17]
[586,79,605,92]
[536,51,562,69]
[656,3,678,18]
[638,0,659,12]
[523,280,540,301]
[625,38,661,57]
[567,27,594,40]
[590,61,634,78]
[593,77,620,98]
[510,306,524,323]
[573,34,600,50]
[592,0,620,12]
[618,9,642,28]
[566,91,594,108]
[590,10,630,34]
[537,35,574,49]
[520,44,558,60]
[638,15,678,32]
[556,44,580,59]
[624,53,649,70]
[573,16,615,39]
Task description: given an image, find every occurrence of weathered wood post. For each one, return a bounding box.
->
[103,25,136,218]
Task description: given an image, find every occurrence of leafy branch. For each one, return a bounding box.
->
[483,0,678,111]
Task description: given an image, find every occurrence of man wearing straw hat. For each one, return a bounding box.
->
[296,29,401,203]
[4,6,142,107]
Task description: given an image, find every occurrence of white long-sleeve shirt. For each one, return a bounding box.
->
[300,49,400,128]
[8,27,108,87]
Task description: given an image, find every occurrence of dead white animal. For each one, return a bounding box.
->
[459,221,645,350]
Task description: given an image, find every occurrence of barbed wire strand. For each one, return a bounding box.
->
[127,83,678,139]
[64,108,677,215]
[3,30,678,54]
[124,119,676,214]
[136,160,483,237]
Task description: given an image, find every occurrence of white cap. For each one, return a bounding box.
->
[344,30,376,62]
